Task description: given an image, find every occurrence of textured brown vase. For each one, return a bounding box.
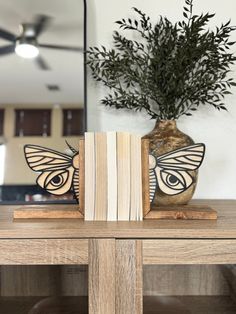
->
[143,120,197,206]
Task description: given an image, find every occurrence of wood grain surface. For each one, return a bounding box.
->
[0,239,88,265]
[0,265,228,297]
[0,266,62,296]
[0,265,88,297]
[1,200,236,314]
[13,208,83,219]
[143,239,236,264]
[144,265,229,296]
[145,205,217,220]
[89,239,115,314]
[116,240,143,314]
[0,200,235,239]
[220,265,236,302]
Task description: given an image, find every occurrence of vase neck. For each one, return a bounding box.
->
[154,120,177,131]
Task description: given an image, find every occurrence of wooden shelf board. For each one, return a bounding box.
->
[13,204,217,220]
[0,200,235,239]
[13,205,83,219]
[145,205,217,220]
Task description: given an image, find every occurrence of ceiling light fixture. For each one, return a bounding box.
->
[15,40,39,59]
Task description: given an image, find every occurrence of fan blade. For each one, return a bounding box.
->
[39,43,83,52]
[34,15,51,37]
[35,55,50,70]
[0,44,15,55]
[0,28,15,42]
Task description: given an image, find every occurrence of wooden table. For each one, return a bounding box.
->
[0,199,236,314]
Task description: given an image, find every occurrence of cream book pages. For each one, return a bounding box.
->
[107,132,117,221]
[137,135,143,220]
[84,132,95,220]
[117,132,130,221]
[94,132,107,220]
[130,134,143,221]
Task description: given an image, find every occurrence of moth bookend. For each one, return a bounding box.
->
[13,138,217,220]
[145,143,217,220]
[13,140,85,219]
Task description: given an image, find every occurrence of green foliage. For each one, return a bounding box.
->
[87,0,236,120]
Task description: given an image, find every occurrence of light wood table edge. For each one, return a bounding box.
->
[143,239,236,265]
[0,239,88,265]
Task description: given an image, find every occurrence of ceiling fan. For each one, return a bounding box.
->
[0,15,83,70]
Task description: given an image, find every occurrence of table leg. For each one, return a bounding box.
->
[116,240,143,314]
[88,239,116,314]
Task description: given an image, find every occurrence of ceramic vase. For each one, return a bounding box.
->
[143,120,197,206]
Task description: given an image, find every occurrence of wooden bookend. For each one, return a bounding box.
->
[144,205,218,220]
[141,140,217,220]
[13,205,84,219]
[14,136,217,220]
[14,140,85,220]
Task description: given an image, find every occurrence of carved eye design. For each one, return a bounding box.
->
[166,174,179,186]
[50,175,63,186]
[160,170,189,192]
[45,171,69,190]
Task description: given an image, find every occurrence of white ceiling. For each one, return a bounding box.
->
[0,0,84,105]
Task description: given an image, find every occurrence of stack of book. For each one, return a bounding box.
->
[84,132,143,221]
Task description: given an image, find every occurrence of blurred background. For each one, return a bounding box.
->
[0,0,85,203]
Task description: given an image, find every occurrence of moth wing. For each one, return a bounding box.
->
[153,144,205,196]
[37,167,75,195]
[24,145,72,171]
[24,145,75,196]
[157,143,205,171]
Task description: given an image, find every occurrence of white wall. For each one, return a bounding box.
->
[87,0,236,199]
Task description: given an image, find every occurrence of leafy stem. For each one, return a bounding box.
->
[87,1,236,119]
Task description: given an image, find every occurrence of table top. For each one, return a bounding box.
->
[0,200,235,239]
